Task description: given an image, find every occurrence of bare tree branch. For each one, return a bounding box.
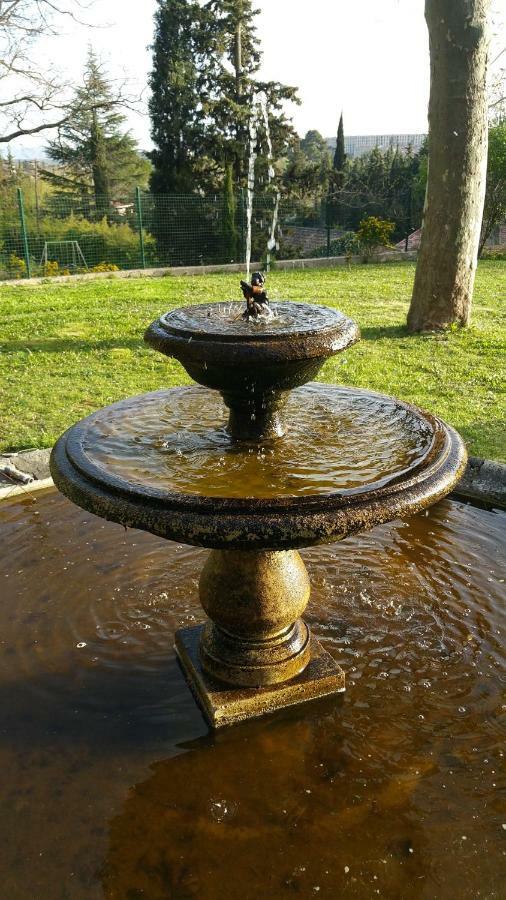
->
[0,0,98,142]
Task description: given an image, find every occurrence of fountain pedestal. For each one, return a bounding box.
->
[176,549,345,726]
[175,624,345,728]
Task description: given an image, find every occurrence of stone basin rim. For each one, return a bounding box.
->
[60,386,442,510]
[50,418,466,550]
[156,301,353,343]
[145,304,360,366]
[50,385,466,517]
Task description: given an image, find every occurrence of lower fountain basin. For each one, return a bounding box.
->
[0,490,504,898]
[50,384,467,550]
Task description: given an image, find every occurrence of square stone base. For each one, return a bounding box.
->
[175,623,345,728]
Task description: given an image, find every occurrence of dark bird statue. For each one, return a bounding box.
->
[240,272,270,320]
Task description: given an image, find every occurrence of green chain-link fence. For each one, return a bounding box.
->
[0,188,353,280]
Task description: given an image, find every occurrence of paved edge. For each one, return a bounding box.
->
[1,448,505,509]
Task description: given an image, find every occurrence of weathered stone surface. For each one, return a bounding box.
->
[175,624,345,727]
[145,302,359,441]
[49,388,467,550]
[0,448,51,483]
[199,550,311,686]
[452,457,506,509]
[48,300,469,728]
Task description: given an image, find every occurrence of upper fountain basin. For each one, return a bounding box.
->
[145,301,359,395]
[49,384,467,551]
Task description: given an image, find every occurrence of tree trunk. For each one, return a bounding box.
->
[407,0,490,332]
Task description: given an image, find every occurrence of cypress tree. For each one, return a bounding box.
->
[149,0,218,194]
[333,113,346,175]
[327,113,346,226]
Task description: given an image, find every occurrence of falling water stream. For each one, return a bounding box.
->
[1,488,504,899]
[245,106,257,279]
[245,92,281,277]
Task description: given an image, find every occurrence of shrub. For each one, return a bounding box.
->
[7,254,26,279]
[311,232,363,260]
[0,214,157,274]
[41,260,60,277]
[357,216,395,258]
[90,262,120,272]
[481,246,506,261]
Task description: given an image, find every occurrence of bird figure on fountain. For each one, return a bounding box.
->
[240,272,270,320]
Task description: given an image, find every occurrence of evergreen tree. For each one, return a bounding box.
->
[149,0,218,194]
[327,113,346,225]
[283,139,326,201]
[149,0,299,195]
[333,114,346,174]
[300,130,331,169]
[207,0,299,185]
[46,48,150,212]
[89,111,110,215]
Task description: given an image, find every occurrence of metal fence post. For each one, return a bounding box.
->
[17,187,31,278]
[135,186,146,269]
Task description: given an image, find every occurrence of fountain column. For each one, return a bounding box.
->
[198,549,311,686]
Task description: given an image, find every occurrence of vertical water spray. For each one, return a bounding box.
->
[245,93,280,278]
[258,93,280,273]
[245,111,258,279]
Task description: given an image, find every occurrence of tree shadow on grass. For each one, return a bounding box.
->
[2,337,145,354]
[359,324,410,341]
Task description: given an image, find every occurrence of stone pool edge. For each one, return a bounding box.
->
[1,448,505,509]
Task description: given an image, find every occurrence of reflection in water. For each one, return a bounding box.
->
[0,491,504,899]
[83,384,434,498]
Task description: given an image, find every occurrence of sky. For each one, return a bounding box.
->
[9,0,504,155]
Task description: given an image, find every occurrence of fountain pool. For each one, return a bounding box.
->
[0,489,504,898]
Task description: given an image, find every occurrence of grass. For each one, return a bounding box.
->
[0,260,505,461]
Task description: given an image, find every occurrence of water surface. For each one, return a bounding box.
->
[83,385,434,498]
[0,490,504,898]
[160,301,345,338]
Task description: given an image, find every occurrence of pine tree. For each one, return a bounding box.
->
[89,111,110,215]
[46,48,150,211]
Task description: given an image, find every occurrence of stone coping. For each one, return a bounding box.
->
[1,447,505,510]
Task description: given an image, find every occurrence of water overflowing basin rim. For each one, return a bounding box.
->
[158,302,352,342]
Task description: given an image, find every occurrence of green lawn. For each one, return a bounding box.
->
[1,261,505,461]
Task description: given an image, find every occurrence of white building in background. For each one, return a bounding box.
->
[327,134,427,158]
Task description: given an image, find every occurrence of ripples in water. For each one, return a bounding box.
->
[82,384,434,498]
[0,491,504,899]
[160,301,344,337]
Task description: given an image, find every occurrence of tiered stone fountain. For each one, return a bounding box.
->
[50,284,466,727]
